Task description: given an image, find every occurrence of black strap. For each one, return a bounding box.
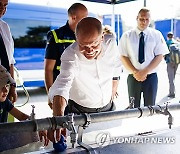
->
[68,99,112,114]
[0,33,10,71]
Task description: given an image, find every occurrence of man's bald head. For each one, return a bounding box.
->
[75,17,102,39]
[75,17,104,60]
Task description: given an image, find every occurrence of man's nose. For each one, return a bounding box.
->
[85,46,93,52]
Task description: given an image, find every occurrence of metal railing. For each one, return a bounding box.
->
[1,102,180,153]
[1,103,180,133]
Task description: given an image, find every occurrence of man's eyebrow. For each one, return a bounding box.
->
[78,37,101,46]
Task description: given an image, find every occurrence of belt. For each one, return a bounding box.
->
[130,72,156,77]
[68,100,113,114]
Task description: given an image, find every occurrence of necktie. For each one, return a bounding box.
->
[0,33,10,71]
[138,32,145,64]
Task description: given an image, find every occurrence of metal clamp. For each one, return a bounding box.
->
[82,113,91,129]
[147,106,154,116]
[66,113,77,148]
[126,97,135,109]
[77,113,96,154]
[50,117,57,130]
[137,107,143,118]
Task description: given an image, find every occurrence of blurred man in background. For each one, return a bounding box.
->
[165,32,179,98]
[44,3,88,109]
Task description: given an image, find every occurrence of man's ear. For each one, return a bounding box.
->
[2,7,6,15]
[136,16,138,21]
[72,15,76,21]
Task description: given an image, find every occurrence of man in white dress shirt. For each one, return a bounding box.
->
[0,0,17,103]
[119,8,169,108]
[47,17,122,142]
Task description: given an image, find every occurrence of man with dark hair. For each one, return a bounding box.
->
[47,17,121,143]
[119,8,169,108]
[44,3,88,109]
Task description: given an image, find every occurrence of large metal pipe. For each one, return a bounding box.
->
[0,103,180,133]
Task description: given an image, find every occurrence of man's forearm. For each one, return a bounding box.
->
[44,59,56,92]
[10,64,15,78]
[120,56,138,74]
[45,71,54,92]
[143,54,163,73]
[52,96,67,116]
[112,79,119,99]
[133,55,163,82]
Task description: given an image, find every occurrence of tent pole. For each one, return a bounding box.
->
[144,0,146,7]
[111,3,115,34]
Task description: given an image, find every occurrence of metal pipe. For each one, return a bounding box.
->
[0,104,180,133]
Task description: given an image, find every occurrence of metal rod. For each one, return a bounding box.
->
[144,0,146,7]
[0,104,180,133]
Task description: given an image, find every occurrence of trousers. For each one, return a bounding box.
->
[167,62,179,95]
[127,73,158,108]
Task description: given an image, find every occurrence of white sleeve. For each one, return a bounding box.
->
[118,32,129,57]
[154,31,169,56]
[48,47,76,103]
[2,21,15,65]
[112,39,122,77]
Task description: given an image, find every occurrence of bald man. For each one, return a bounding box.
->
[47,17,122,143]
[45,3,88,109]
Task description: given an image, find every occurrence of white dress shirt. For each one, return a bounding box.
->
[0,19,15,65]
[49,35,122,108]
[118,27,169,74]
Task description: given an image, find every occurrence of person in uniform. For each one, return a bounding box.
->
[44,3,88,109]
[118,8,169,108]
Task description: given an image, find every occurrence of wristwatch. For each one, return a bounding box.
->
[113,76,120,80]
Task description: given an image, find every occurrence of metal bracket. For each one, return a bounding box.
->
[147,106,154,116]
[137,107,143,118]
[65,113,77,148]
[126,96,135,109]
[77,113,96,154]
[155,102,173,129]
